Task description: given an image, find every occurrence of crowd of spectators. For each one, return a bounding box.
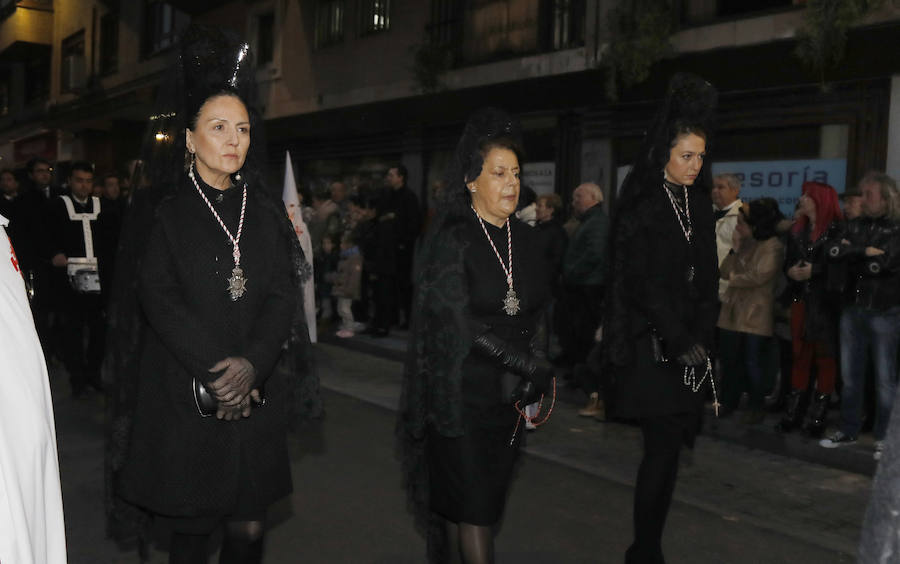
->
[307,164,422,339]
[711,171,900,461]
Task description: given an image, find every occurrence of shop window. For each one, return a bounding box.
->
[61,30,86,93]
[142,1,189,58]
[316,0,345,48]
[256,11,275,65]
[427,0,463,47]
[360,0,390,35]
[99,11,119,75]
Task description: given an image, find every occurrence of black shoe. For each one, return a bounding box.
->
[775,389,807,433]
[370,328,389,338]
[802,393,830,437]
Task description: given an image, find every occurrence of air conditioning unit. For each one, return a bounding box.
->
[61,54,86,92]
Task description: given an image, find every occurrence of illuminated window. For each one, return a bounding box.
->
[61,30,85,93]
[360,0,390,35]
[316,0,344,48]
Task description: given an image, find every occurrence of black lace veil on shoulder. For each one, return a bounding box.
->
[104,24,321,553]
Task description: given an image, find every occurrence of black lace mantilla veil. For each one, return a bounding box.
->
[604,73,718,371]
[104,24,322,552]
[396,108,523,562]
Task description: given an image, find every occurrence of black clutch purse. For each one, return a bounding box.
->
[193,378,217,417]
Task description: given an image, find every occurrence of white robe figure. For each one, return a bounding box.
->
[0,214,67,563]
[282,151,317,343]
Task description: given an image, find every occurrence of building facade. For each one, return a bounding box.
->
[0,0,898,210]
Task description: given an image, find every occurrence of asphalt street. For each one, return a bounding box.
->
[54,343,867,563]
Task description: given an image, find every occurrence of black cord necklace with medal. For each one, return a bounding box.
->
[189,163,248,301]
[471,206,520,315]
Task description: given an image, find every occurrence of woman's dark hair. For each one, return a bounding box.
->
[741,198,784,241]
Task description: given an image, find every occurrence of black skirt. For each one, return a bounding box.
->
[427,394,522,525]
[158,445,268,535]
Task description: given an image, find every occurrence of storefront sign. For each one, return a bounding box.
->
[522,162,555,195]
[712,159,847,216]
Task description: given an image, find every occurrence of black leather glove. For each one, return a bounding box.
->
[472,330,554,394]
[511,379,544,405]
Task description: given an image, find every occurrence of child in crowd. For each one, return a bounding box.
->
[331,231,363,338]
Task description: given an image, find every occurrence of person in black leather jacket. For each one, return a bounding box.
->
[777,182,843,437]
[820,172,900,459]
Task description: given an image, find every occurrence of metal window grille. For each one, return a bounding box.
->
[426,0,462,47]
[550,0,584,51]
[316,0,345,47]
[360,0,390,35]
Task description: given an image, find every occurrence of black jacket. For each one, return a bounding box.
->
[608,183,719,419]
[827,216,900,311]
[783,222,842,343]
[535,217,567,286]
[119,181,297,517]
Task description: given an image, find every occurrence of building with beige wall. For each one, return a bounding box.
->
[0,0,898,210]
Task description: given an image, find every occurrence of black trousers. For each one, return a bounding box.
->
[60,291,105,393]
[626,414,693,564]
[559,283,604,367]
[372,273,397,331]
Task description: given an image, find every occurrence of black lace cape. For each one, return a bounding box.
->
[397,215,474,562]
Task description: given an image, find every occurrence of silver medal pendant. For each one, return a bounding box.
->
[227,266,247,301]
[503,287,520,316]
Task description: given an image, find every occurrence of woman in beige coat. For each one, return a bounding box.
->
[717,198,785,423]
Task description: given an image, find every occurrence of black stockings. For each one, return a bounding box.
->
[625,416,685,564]
[444,521,494,564]
[168,521,265,564]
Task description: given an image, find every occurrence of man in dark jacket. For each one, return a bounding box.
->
[821,172,900,459]
[382,164,421,329]
[559,182,609,378]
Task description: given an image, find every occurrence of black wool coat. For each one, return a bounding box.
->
[611,183,719,420]
[119,181,297,518]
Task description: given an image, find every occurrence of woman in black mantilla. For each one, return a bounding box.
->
[604,74,720,564]
[106,26,320,564]
[398,108,554,564]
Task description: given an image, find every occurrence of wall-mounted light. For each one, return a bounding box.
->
[155,131,170,142]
